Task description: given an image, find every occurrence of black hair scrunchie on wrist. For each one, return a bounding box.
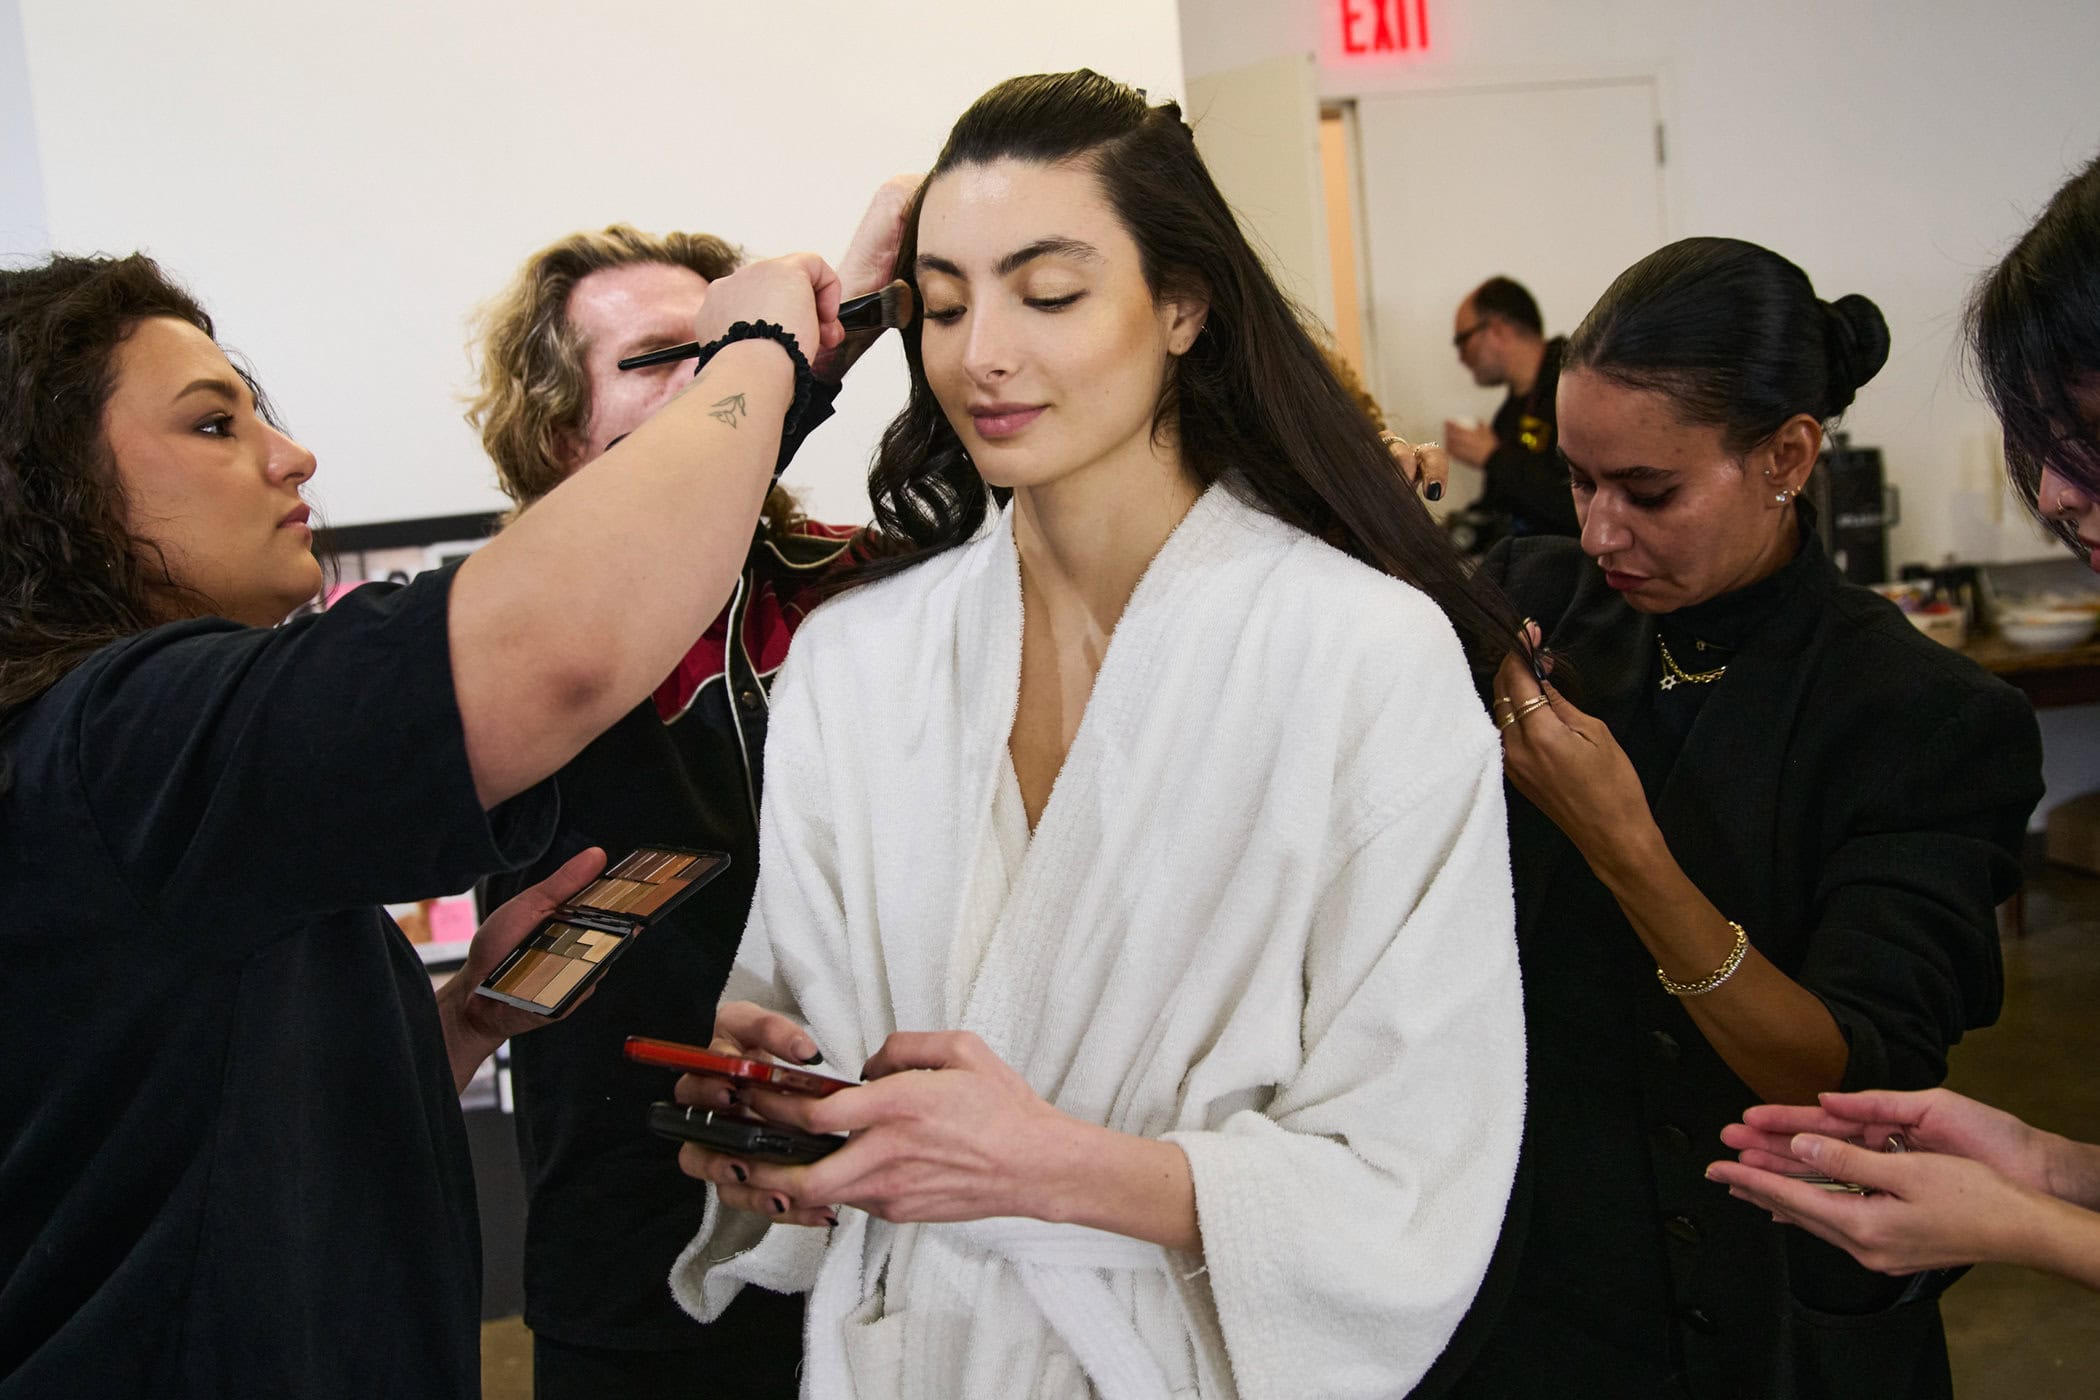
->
[688,319,817,481]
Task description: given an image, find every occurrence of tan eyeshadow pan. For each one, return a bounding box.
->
[532,956,594,1009]
[627,877,693,918]
[491,948,543,994]
[586,878,655,913]
[517,951,572,1000]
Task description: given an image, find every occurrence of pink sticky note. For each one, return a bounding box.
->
[428,897,477,945]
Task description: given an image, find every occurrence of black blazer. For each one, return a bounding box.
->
[1434,535,2043,1400]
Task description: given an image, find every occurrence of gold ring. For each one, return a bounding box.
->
[1510,695,1552,722]
[1496,709,1520,730]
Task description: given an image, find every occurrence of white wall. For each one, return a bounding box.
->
[15,0,1185,526]
[1178,0,2100,571]
[0,0,47,260]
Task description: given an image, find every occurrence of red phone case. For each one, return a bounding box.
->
[622,1036,857,1096]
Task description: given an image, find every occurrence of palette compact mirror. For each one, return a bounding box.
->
[474,845,729,1016]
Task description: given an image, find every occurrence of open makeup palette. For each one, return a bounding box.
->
[474,845,728,1016]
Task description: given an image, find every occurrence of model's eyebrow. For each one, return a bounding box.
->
[916,238,1105,281]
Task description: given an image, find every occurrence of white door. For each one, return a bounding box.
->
[1188,54,1334,327]
[1352,80,1667,512]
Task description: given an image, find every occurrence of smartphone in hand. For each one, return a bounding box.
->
[647,1102,845,1165]
[623,1035,858,1096]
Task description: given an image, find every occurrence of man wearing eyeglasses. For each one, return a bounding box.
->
[1443,276,1578,538]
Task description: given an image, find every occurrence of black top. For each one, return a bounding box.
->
[1479,335,1578,538]
[476,528,847,1360]
[1435,518,2042,1400]
[0,568,556,1400]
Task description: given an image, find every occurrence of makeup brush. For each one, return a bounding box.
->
[617,279,917,371]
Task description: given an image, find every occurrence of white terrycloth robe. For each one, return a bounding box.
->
[671,484,1525,1400]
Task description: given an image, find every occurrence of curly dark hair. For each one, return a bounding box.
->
[0,253,215,720]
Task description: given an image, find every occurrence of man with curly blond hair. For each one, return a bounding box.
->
[468,181,914,1400]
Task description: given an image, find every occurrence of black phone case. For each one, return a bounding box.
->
[646,1102,845,1165]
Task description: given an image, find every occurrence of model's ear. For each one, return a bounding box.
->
[1160,290,1210,357]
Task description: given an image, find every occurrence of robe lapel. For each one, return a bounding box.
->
[953,487,1238,1090]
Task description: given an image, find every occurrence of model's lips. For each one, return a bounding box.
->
[967,402,1046,440]
[1603,570,1649,592]
[279,503,312,530]
[2082,539,2100,573]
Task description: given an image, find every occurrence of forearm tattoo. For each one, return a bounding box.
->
[708,393,748,429]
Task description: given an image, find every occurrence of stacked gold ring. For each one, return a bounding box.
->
[1494,694,1552,729]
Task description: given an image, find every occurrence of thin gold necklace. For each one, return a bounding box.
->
[1658,636,1727,691]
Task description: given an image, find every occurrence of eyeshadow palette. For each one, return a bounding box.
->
[474,845,728,1016]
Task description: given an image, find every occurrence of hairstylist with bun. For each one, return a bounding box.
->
[1434,238,2043,1400]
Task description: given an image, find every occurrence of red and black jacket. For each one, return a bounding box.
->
[475,518,854,1354]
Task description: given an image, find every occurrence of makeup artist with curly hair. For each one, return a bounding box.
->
[0,248,838,1399]
[1434,238,2044,1400]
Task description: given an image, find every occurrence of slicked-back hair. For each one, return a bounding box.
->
[846,69,1528,679]
[1566,237,1889,454]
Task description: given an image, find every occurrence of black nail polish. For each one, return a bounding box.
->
[730,1164,747,1184]
[801,1052,824,1066]
[724,1087,741,1106]
[1426,481,1444,502]
[770,1197,788,1216]
[823,1213,839,1228]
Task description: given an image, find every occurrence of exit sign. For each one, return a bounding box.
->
[1338,0,1431,55]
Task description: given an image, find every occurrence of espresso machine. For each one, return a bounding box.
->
[1806,432,1895,584]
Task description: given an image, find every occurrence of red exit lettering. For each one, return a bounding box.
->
[1339,0,1431,55]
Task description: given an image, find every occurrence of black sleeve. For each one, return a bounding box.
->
[773,377,842,477]
[1801,684,2041,1091]
[67,565,557,952]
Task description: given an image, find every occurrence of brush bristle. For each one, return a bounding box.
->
[878,279,915,330]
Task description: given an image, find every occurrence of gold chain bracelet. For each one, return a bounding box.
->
[1657,921,1749,997]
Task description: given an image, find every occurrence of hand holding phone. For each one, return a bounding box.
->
[647,1102,845,1164]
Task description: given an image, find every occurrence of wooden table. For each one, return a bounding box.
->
[1962,633,2100,709]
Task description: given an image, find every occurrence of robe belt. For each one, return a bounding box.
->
[942,1217,1176,1400]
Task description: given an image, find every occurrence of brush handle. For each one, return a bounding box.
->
[618,281,905,371]
[616,340,708,370]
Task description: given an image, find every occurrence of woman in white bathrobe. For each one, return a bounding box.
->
[667,71,1530,1400]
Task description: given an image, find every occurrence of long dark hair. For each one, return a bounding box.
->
[0,254,218,720]
[847,70,1525,674]
[1969,152,2100,552]
[1565,236,1889,452]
